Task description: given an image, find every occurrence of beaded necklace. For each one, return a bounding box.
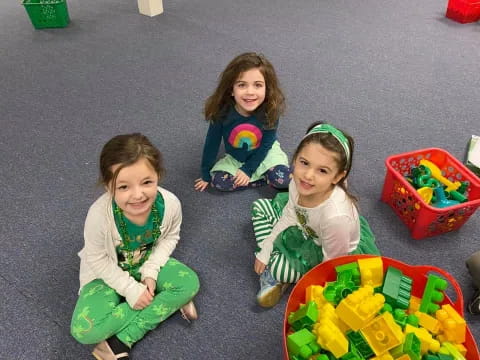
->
[113,199,162,247]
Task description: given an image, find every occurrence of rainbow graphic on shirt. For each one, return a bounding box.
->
[228,123,263,150]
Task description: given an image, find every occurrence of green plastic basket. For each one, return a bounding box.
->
[22,0,70,29]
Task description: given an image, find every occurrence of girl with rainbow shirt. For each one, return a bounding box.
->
[194,52,290,192]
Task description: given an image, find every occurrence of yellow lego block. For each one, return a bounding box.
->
[318,302,349,334]
[372,353,395,360]
[435,304,466,344]
[360,312,404,355]
[414,311,440,334]
[358,257,384,287]
[408,296,421,314]
[312,318,348,358]
[395,355,411,360]
[336,285,385,331]
[404,324,440,354]
[306,285,328,309]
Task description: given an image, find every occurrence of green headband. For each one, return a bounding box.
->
[305,124,351,168]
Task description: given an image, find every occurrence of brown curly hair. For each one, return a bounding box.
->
[204,52,285,129]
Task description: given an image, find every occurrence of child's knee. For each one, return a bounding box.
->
[190,270,200,295]
[211,172,235,191]
[251,199,264,214]
[70,317,101,345]
[170,261,200,296]
[182,265,200,294]
[266,165,290,188]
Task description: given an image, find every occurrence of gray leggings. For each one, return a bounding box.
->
[466,250,480,288]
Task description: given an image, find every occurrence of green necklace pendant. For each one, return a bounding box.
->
[114,201,162,247]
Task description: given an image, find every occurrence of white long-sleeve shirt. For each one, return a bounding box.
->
[256,181,360,265]
[77,186,181,307]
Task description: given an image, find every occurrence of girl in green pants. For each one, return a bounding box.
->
[71,134,200,360]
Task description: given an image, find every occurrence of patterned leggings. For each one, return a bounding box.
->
[211,165,290,192]
[252,197,302,284]
[70,258,199,347]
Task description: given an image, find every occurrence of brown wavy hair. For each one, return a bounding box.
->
[293,122,358,207]
[204,52,285,129]
[99,133,165,192]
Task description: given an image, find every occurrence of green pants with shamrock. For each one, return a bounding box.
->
[70,258,199,347]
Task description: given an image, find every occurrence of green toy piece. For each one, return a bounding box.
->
[287,328,321,360]
[445,190,468,203]
[345,331,374,359]
[423,354,454,360]
[457,181,469,195]
[380,304,419,329]
[439,342,466,360]
[335,262,361,285]
[381,266,413,309]
[391,333,421,360]
[419,274,448,315]
[288,301,318,331]
[323,264,360,305]
[341,348,364,360]
[406,313,419,327]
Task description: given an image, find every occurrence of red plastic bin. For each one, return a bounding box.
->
[381,148,480,240]
[446,0,480,23]
[283,255,480,360]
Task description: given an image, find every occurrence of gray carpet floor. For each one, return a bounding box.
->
[1,0,479,358]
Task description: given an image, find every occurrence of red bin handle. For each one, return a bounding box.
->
[414,265,464,315]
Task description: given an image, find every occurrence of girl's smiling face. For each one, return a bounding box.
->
[109,157,159,225]
[232,67,266,116]
[293,142,346,207]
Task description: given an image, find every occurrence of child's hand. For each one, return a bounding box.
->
[133,288,154,310]
[254,258,266,275]
[234,170,250,187]
[142,277,156,296]
[194,178,209,192]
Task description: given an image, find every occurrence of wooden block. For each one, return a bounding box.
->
[137,0,163,17]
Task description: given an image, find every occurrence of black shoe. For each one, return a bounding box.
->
[467,290,480,315]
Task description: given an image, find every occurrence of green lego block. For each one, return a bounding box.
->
[419,274,448,315]
[287,328,320,359]
[422,354,454,360]
[438,354,454,360]
[336,262,361,286]
[381,266,413,310]
[346,331,373,359]
[323,267,359,305]
[439,342,465,360]
[288,301,318,331]
[391,333,421,360]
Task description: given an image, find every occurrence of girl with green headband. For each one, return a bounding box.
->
[251,122,380,308]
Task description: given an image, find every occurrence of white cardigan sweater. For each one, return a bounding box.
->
[77,186,181,307]
[256,181,360,265]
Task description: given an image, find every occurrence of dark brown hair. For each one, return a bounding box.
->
[293,121,358,205]
[204,52,285,129]
[99,133,165,192]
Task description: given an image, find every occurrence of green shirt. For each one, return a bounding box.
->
[113,192,165,279]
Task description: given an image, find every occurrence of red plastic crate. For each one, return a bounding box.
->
[381,148,480,240]
[446,0,480,23]
[283,255,480,360]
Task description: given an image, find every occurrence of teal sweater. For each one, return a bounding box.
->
[200,106,277,182]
